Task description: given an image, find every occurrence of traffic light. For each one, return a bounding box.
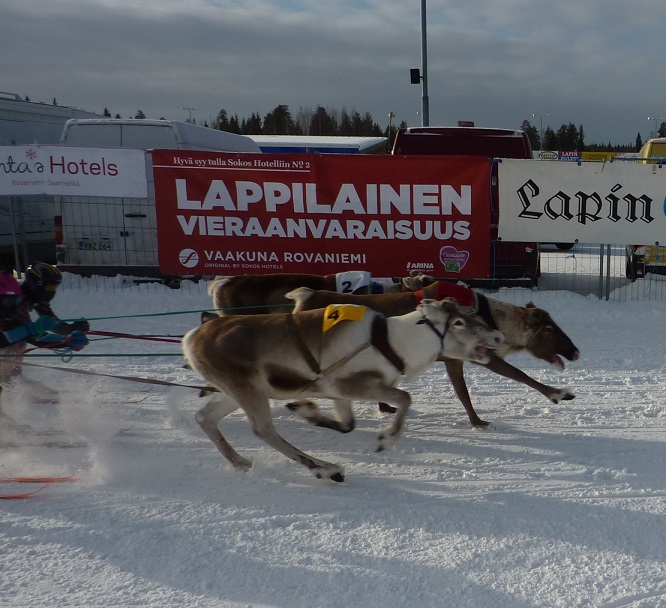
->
[410,68,421,84]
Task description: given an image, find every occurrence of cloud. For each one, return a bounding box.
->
[3,0,665,144]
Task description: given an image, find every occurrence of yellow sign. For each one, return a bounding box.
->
[322,304,367,332]
[581,151,615,162]
[644,245,666,265]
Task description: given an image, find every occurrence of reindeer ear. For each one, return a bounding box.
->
[523,304,548,326]
[440,297,459,312]
[526,301,538,310]
[201,311,218,324]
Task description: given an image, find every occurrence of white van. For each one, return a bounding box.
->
[59,118,261,152]
[55,119,260,279]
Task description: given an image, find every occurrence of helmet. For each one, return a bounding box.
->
[0,272,25,317]
[21,262,62,303]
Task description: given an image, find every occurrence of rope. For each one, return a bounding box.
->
[10,358,218,392]
[87,330,182,343]
[0,353,183,358]
[65,301,294,323]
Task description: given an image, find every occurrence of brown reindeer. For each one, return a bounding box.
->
[208,270,435,315]
[287,282,580,427]
[183,299,504,481]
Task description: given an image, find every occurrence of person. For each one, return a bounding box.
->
[0,262,90,383]
[0,270,86,434]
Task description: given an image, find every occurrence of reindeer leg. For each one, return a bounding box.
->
[373,386,411,452]
[241,394,345,482]
[444,359,490,428]
[286,399,355,433]
[479,355,576,404]
[195,396,252,471]
[377,402,397,414]
[338,377,412,451]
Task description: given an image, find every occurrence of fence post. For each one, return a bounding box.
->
[8,196,24,275]
[598,244,604,300]
[605,244,612,301]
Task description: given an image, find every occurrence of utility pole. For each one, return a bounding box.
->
[183,107,198,123]
[420,0,430,126]
[532,113,549,150]
[648,116,664,138]
[387,111,395,151]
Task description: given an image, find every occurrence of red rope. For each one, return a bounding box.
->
[87,330,182,344]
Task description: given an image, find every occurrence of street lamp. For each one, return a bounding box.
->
[647,116,664,138]
[387,112,395,151]
[532,113,549,150]
[420,0,429,126]
[183,107,198,123]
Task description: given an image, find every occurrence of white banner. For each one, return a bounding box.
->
[498,159,666,245]
[0,146,147,197]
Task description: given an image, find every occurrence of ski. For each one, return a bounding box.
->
[0,472,79,500]
[0,483,50,500]
[0,472,79,483]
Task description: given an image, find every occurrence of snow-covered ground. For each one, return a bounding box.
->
[2,275,666,608]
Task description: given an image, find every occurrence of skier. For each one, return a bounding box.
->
[0,262,89,383]
[0,266,88,431]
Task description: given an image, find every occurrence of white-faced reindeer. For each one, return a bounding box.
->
[208,274,579,427]
[183,299,503,482]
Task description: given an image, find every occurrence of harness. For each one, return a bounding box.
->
[287,310,450,380]
[413,283,498,331]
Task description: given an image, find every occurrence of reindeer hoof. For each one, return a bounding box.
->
[286,400,317,413]
[471,418,491,428]
[378,402,397,414]
[550,389,575,404]
[376,427,400,452]
[231,459,253,472]
[315,465,345,482]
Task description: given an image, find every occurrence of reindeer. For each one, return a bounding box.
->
[183,299,504,482]
[208,270,434,315]
[287,282,580,427]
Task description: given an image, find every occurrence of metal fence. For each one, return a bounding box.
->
[49,241,666,304]
[3,196,665,302]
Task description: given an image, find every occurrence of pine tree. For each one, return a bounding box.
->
[521,120,540,150]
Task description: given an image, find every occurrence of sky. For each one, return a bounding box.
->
[3,0,666,147]
[2,264,666,607]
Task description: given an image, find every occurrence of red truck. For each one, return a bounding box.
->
[391,126,540,287]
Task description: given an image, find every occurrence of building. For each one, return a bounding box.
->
[0,91,102,145]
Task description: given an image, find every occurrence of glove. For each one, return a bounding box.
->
[69,319,90,333]
[54,319,90,335]
[2,315,57,343]
[64,330,89,352]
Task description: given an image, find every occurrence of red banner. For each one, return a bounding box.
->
[151,150,491,277]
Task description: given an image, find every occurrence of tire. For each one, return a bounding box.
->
[555,243,575,251]
[626,255,638,282]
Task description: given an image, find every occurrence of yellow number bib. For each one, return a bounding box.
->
[322,304,367,332]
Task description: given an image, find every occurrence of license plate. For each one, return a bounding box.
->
[78,241,113,251]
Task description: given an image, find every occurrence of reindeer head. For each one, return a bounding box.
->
[402,270,437,291]
[523,302,580,371]
[417,298,504,364]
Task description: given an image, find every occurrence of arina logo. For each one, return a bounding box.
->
[179,249,199,268]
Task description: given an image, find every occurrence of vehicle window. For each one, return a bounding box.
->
[120,125,178,149]
[64,124,120,147]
